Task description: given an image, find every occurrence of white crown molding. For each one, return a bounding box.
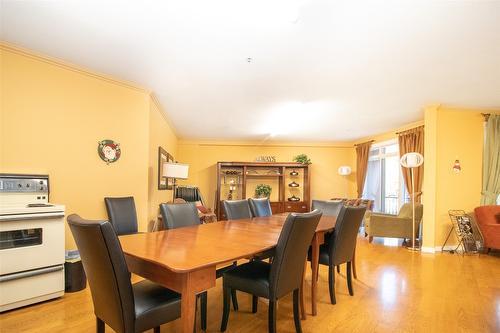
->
[1,41,150,94]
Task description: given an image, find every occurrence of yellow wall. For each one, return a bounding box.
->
[422,106,439,248]
[3,44,492,253]
[1,44,177,248]
[177,141,357,210]
[422,106,489,248]
[147,97,178,228]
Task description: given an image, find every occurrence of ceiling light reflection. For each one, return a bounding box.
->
[258,100,332,137]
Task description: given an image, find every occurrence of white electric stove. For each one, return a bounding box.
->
[0,174,65,312]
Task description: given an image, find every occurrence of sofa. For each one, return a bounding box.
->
[365,203,423,242]
[474,205,500,251]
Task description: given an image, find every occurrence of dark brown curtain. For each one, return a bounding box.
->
[398,126,424,203]
[356,141,372,198]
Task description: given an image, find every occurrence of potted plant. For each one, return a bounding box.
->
[293,154,311,165]
[255,184,272,198]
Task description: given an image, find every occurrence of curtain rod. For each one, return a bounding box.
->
[396,125,424,135]
[482,113,490,121]
[354,140,374,147]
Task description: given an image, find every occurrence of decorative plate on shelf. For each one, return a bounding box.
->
[98,139,121,164]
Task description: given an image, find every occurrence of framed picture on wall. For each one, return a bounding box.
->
[158,147,174,190]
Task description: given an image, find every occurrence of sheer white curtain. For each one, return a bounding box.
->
[363,159,381,211]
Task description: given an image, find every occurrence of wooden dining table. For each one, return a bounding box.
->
[119,213,336,333]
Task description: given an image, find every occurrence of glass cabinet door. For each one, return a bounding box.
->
[220,167,243,201]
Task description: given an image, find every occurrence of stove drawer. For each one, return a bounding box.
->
[0,215,65,275]
[0,265,64,312]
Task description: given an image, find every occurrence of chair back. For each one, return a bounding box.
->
[175,186,206,206]
[311,200,343,217]
[329,206,366,266]
[104,196,138,235]
[159,203,200,229]
[269,210,322,299]
[398,203,423,221]
[67,214,134,333]
[474,205,500,227]
[248,198,272,217]
[223,199,253,220]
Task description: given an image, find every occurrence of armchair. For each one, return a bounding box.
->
[365,203,423,242]
[474,205,500,251]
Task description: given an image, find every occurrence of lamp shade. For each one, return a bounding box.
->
[338,166,352,176]
[163,162,189,179]
[400,152,424,168]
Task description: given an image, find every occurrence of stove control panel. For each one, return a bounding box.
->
[0,174,49,194]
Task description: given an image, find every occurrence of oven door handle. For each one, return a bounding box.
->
[0,264,64,282]
[0,212,65,222]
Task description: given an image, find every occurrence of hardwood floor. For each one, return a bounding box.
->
[1,236,499,333]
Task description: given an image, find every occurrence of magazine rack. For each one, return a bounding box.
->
[442,210,480,254]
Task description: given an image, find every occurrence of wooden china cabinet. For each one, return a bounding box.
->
[215,161,311,220]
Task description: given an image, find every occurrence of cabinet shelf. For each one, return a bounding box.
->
[216,162,310,219]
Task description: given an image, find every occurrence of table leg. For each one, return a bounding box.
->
[180,277,197,333]
[311,234,320,316]
[178,272,204,333]
[300,260,307,320]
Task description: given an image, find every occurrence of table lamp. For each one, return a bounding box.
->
[163,162,189,201]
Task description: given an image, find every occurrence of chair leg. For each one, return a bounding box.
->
[347,261,354,296]
[252,295,258,313]
[369,236,373,243]
[293,289,302,333]
[328,265,336,305]
[268,300,277,333]
[336,265,340,273]
[231,289,239,311]
[154,327,161,333]
[200,291,207,331]
[96,317,105,333]
[352,247,358,279]
[220,287,231,332]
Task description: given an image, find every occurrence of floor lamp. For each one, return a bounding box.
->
[163,162,189,202]
[399,152,424,251]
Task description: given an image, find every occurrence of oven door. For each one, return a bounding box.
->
[0,212,65,275]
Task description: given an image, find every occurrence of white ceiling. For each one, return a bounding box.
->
[2,0,500,142]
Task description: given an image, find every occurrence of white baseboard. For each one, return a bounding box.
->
[421,247,435,253]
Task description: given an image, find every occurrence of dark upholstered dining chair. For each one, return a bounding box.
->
[308,206,366,304]
[104,197,139,236]
[220,210,322,333]
[159,202,239,323]
[159,202,200,230]
[223,199,253,220]
[248,197,273,217]
[312,199,355,276]
[67,214,181,333]
[311,200,343,217]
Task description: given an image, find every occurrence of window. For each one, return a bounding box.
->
[363,140,408,214]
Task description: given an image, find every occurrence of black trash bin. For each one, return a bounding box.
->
[64,250,86,292]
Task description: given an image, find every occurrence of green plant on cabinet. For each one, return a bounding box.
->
[255,184,272,198]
